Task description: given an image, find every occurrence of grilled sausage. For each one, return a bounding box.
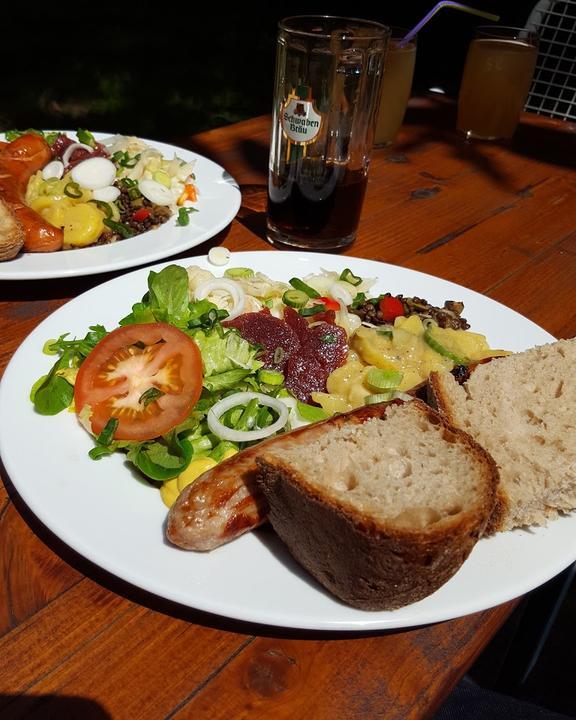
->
[0,134,63,253]
[166,446,268,551]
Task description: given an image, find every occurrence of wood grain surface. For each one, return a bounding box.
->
[1,98,575,719]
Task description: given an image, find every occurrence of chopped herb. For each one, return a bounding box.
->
[139,387,165,407]
[89,199,113,218]
[339,268,362,286]
[177,207,198,226]
[299,304,326,317]
[77,128,97,148]
[64,181,82,199]
[320,332,337,344]
[97,418,119,446]
[104,219,135,238]
[113,150,141,168]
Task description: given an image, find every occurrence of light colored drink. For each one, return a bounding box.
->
[374,39,417,147]
[458,34,538,140]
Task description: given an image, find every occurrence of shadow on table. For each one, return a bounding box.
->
[0,694,111,720]
[390,96,576,192]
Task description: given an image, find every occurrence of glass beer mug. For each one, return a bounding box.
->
[266,16,389,251]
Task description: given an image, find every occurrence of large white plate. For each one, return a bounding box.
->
[0,132,241,280]
[0,251,573,631]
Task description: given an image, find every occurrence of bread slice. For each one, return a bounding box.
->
[429,338,576,533]
[255,399,498,611]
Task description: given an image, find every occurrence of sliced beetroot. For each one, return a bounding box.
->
[283,306,310,345]
[226,307,348,403]
[224,310,299,371]
[305,323,348,373]
[284,351,330,402]
[51,133,109,169]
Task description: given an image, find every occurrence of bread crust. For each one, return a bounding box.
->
[428,372,508,533]
[256,399,499,611]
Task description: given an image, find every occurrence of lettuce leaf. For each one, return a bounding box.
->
[192,328,263,379]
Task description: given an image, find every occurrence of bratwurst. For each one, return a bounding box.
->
[0,133,63,254]
[166,446,268,551]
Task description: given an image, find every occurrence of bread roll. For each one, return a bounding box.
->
[430,338,576,532]
[255,399,498,610]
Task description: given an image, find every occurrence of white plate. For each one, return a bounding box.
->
[1,251,573,631]
[0,132,241,280]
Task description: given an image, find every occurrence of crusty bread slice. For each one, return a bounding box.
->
[255,399,498,611]
[429,338,576,533]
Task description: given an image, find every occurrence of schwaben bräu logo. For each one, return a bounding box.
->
[281,93,323,145]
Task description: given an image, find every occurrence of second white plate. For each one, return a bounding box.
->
[0,133,241,280]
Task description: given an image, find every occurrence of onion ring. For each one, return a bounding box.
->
[207,391,289,442]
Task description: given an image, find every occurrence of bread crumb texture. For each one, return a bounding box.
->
[437,339,576,531]
[266,402,491,530]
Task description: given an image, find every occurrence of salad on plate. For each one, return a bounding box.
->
[0,128,199,260]
[30,254,508,515]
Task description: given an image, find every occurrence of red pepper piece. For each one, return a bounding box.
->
[379,296,405,322]
[313,296,340,312]
[132,207,151,222]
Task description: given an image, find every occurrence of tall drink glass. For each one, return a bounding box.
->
[457,26,539,141]
[266,16,389,251]
[374,30,417,147]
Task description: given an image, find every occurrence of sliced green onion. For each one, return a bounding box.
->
[289,278,320,298]
[177,207,198,226]
[365,392,396,405]
[77,128,96,147]
[64,181,82,199]
[42,339,59,355]
[339,268,362,286]
[113,150,141,168]
[299,304,326,317]
[282,289,308,308]
[423,328,469,365]
[128,187,141,200]
[365,368,403,391]
[191,436,213,454]
[296,401,328,422]
[89,199,113,218]
[210,441,239,462]
[104,218,134,238]
[97,417,119,446]
[222,406,243,429]
[235,398,260,431]
[376,327,394,339]
[224,267,254,279]
[258,369,285,386]
[256,406,273,428]
[273,347,285,364]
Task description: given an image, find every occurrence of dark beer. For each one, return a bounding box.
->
[267,160,368,249]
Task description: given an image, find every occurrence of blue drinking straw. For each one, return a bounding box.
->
[401,1,500,46]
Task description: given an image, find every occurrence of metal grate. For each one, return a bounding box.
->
[525,0,576,120]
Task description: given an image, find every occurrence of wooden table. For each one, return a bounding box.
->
[1,99,575,719]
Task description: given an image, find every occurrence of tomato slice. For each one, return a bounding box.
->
[74,323,203,441]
